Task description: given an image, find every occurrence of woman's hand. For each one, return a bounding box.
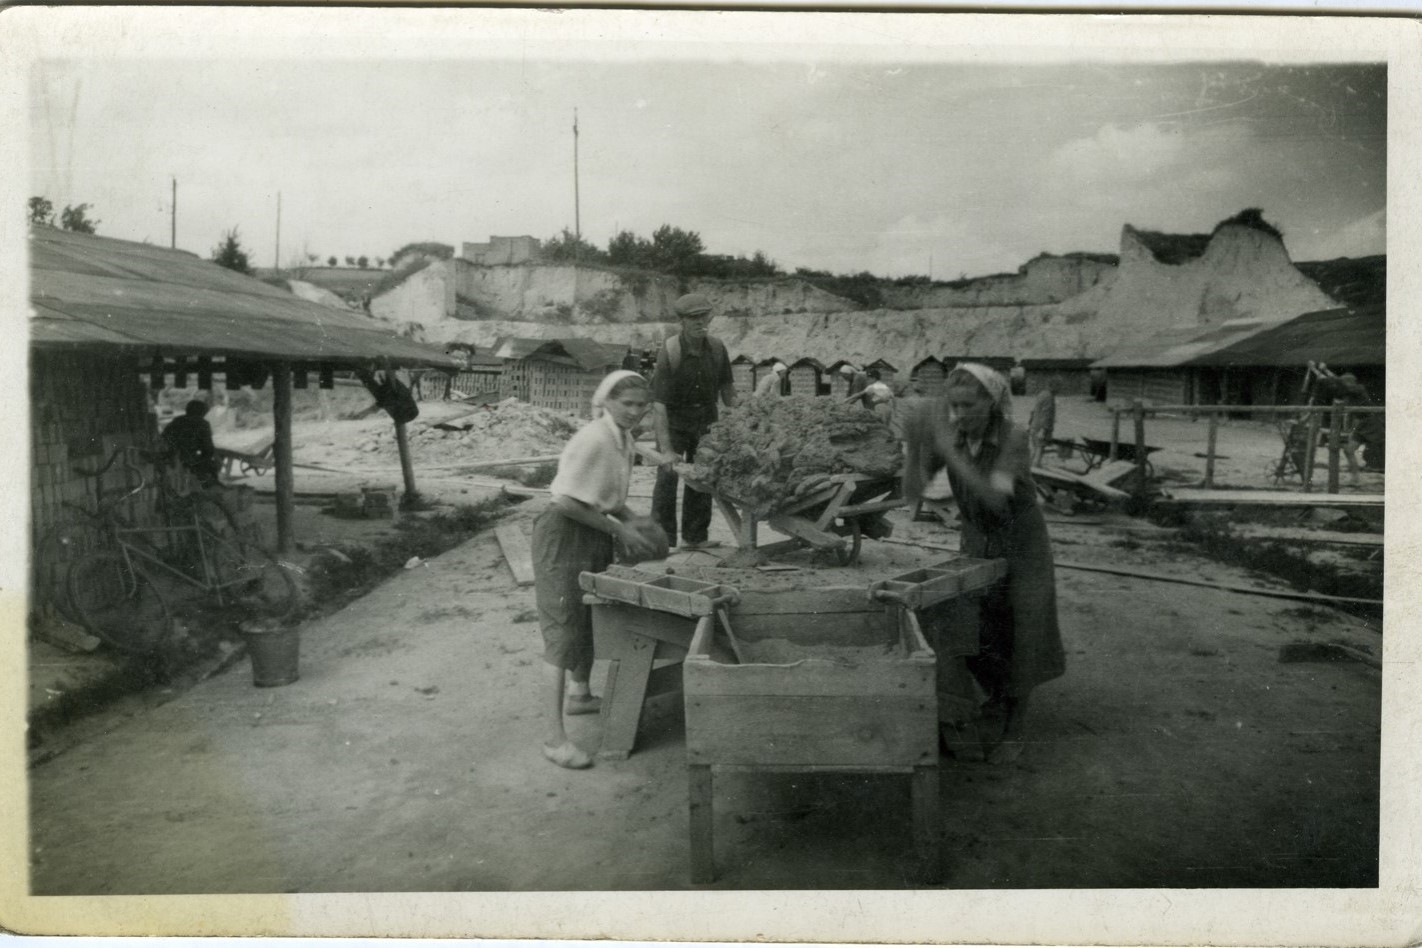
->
[616,522,660,560]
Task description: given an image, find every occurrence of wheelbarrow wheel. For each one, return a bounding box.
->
[833,520,863,566]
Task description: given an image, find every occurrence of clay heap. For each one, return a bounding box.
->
[690,395,902,510]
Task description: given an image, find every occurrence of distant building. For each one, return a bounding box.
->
[461,236,542,266]
[787,357,825,397]
[494,336,629,417]
[730,354,756,397]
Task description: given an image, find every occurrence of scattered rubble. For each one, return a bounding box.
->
[365,398,580,467]
[691,396,901,510]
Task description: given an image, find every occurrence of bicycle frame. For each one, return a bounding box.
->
[110,518,247,607]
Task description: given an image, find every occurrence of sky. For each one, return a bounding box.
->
[29,56,1386,279]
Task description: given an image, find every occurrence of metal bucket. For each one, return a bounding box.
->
[241,622,300,687]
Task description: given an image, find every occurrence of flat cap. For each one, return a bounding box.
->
[673,293,714,317]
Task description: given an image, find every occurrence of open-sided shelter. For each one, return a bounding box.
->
[29,226,458,558]
[730,354,756,397]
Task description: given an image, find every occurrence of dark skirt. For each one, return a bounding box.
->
[532,506,614,679]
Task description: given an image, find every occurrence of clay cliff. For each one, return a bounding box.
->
[367,212,1347,366]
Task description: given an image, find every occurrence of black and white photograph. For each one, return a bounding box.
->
[2,7,1417,944]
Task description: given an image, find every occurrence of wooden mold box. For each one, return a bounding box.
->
[683,588,937,770]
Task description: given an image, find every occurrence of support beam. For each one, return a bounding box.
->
[394,419,419,504]
[1327,400,1342,494]
[1203,413,1219,488]
[272,362,295,553]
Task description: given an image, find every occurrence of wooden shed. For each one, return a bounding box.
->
[865,359,898,385]
[730,354,756,397]
[826,360,855,398]
[1019,358,1096,397]
[910,356,947,398]
[787,357,825,397]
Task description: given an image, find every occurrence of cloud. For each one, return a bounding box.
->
[1048,121,1256,190]
[1288,208,1385,261]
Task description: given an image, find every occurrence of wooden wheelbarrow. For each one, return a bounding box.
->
[637,445,902,566]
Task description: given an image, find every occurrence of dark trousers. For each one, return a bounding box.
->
[652,428,712,546]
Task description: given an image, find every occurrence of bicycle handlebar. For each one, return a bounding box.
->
[71,446,151,510]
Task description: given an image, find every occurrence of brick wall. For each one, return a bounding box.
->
[31,350,159,546]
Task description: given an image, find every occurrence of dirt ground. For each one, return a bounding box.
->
[25,395,1382,895]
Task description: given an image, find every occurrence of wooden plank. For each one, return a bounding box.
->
[1233,527,1383,548]
[911,765,942,884]
[765,513,846,551]
[1159,489,1384,508]
[272,362,295,554]
[495,523,536,586]
[596,631,656,760]
[733,611,887,644]
[732,587,877,615]
[685,695,936,767]
[714,496,743,538]
[813,481,857,530]
[1081,460,1139,490]
[684,655,933,697]
[688,765,715,884]
[1032,466,1131,502]
[591,602,698,654]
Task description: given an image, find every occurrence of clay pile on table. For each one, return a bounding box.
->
[690,395,901,510]
[361,398,581,466]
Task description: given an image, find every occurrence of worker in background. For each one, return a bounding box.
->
[1308,362,1380,484]
[533,371,662,770]
[161,399,222,488]
[755,362,788,397]
[1028,382,1057,466]
[840,363,871,404]
[901,363,1065,765]
[650,293,738,551]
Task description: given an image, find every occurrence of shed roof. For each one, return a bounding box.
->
[494,336,627,372]
[1092,319,1286,369]
[29,227,457,369]
[1190,304,1384,368]
[789,357,825,371]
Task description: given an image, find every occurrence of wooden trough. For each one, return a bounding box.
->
[581,557,1007,884]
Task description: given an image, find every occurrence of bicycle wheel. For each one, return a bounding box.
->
[33,518,105,620]
[66,552,173,653]
[210,536,297,618]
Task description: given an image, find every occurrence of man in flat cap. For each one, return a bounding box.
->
[650,292,738,550]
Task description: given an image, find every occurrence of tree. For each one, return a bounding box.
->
[607,229,652,268]
[211,227,253,275]
[388,242,454,271]
[28,196,54,226]
[328,256,338,266]
[357,255,369,268]
[344,256,355,266]
[542,227,606,265]
[60,203,99,234]
[649,224,703,274]
[306,253,319,265]
[376,257,386,268]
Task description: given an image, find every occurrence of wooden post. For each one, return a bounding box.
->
[394,418,419,504]
[1109,409,1121,461]
[1203,412,1219,488]
[1327,399,1343,494]
[272,362,295,553]
[1132,399,1147,492]
[1302,409,1322,493]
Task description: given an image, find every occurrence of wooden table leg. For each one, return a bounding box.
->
[597,633,656,760]
[911,764,942,884]
[689,764,715,883]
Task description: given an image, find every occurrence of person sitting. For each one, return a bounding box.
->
[161,400,222,488]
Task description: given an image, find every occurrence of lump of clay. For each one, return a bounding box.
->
[691,395,901,511]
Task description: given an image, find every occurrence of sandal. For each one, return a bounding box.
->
[542,741,593,769]
[564,694,602,716]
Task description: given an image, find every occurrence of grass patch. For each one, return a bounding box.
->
[302,497,512,611]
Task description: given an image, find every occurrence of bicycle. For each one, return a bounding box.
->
[58,447,297,653]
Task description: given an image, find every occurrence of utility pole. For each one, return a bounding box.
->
[275,191,282,270]
[170,177,177,249]
[573,108,581,264]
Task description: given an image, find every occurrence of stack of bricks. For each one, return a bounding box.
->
[30,351,157,547]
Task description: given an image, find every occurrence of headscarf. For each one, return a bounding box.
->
[773,361,788,374]
[948,362,1013,423]
[590,369,647,414]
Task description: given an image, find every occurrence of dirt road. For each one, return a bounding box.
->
[28,493,1380,895]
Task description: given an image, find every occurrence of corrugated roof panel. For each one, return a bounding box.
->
[1190,305,1384,367]
[28,226,457,369]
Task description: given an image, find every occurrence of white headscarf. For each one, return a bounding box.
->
[949,362,1013,422]
[590,369,647,415]
[773,362,788,374]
